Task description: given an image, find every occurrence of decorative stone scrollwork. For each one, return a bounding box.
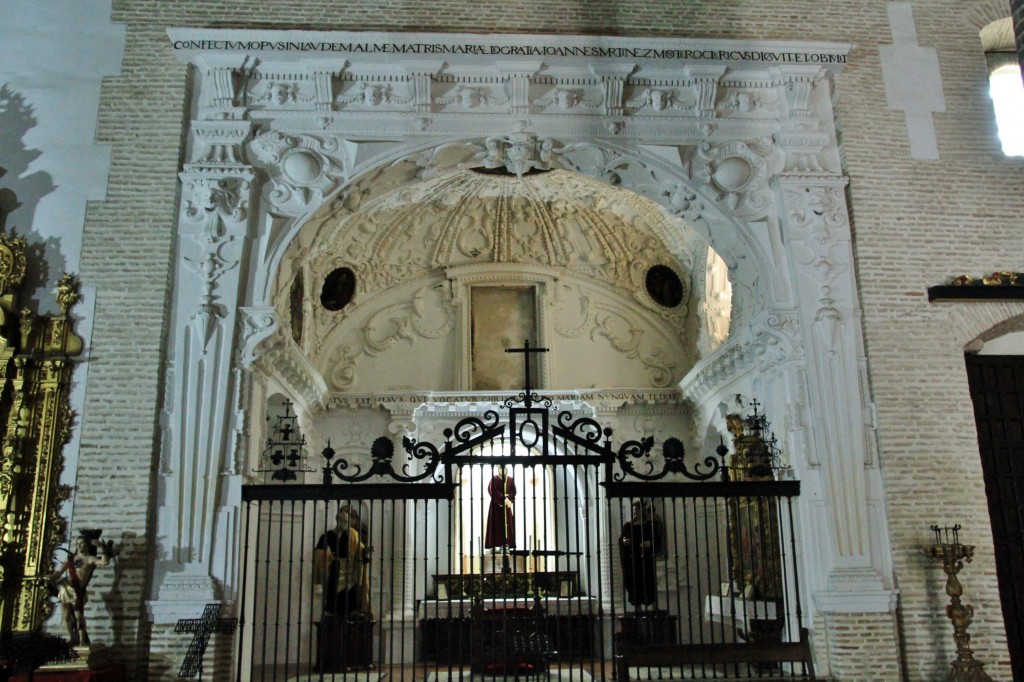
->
[182,176,250,241]
[661,180,707,224]
[237,306,279,368]
[690,140,773,216]
[248,130,346,214]
[783,183,849,244]
[322,282,456,391]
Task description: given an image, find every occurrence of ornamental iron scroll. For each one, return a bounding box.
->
[325,411,504,484]
[320,342,724,485]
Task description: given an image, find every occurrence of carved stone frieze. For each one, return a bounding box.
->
[686,65,728,119]
[435,83,508,110]
[532,85,600,111]
[337,80,413,109]
[248,77,317,108]
[182,175,251,240]
[680,310,799,403]
[625,87,693,113]
[716,87,777,116]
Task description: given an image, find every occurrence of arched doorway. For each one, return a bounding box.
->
[156,30,893,681]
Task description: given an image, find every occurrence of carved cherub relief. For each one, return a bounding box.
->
[435,84,507,109]
[532,87,599,111]
[249,80,315,107]
[626,88,692,112]
[337,81,411,108]
[717,90,777,114]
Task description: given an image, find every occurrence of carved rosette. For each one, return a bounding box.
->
[248,130,347,215]
[690,139,775,217]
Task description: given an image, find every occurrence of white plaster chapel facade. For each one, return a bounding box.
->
[2,1,1023,681]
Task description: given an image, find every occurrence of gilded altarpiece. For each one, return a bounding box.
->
[0,231,84,634]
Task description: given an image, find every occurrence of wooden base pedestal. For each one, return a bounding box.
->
[315,618,374,672]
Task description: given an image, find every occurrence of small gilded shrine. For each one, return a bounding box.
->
[0,229,85,637]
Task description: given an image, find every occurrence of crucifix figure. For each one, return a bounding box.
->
[505,339,548,408]
[175,603,238,679]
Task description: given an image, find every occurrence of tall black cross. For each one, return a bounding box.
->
[175,603,238,679]
[505,339,548,407]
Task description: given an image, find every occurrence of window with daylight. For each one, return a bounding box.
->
[980,17,1023,157]
[989,61,1024,156]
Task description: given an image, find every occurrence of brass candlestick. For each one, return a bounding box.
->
[925,525,993,682]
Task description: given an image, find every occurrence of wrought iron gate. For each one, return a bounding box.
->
[236,387,811,681]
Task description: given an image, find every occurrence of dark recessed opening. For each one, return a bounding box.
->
[645,265,684,308]
[321,267,356,311]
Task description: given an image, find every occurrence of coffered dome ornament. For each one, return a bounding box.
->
[298,168,699,351]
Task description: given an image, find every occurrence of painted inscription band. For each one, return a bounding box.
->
[170,40,847,64]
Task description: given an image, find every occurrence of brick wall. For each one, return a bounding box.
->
[824,611,903,680]
[73,1,1024,679]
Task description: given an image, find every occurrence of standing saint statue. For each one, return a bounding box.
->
[47,529,115,646]
[619,499,664,607]
[313,505,372,619]
[484,466,516,549]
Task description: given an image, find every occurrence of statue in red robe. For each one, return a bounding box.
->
[484,467,516,548]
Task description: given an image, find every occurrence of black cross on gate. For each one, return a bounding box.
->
[175,603,238,679]
[505,339,548,408]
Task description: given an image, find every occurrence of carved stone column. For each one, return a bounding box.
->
[152,110,257,620]
[773,174,895,612]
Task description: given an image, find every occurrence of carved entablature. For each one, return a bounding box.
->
[173,31,848,145]
[194,55,250,120]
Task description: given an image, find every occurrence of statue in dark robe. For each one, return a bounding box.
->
[619,499,664,607]
[484,467,516,549]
